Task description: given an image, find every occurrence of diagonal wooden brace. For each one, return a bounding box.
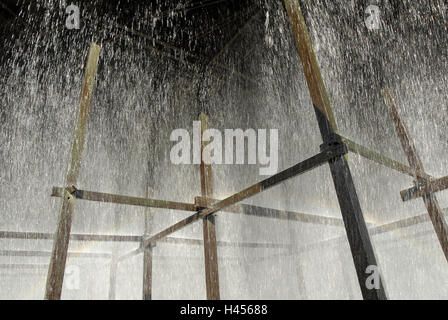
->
[382,88,448,262]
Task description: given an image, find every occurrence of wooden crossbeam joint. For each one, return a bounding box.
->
[401,176,448,202]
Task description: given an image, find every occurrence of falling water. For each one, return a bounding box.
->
[0,0,447,299]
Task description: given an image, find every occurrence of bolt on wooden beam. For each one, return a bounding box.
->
[45,42,101,300]
[283,0,387,300]
[199,113,220,300]
[401,175,448,202]
[382,88,448,262]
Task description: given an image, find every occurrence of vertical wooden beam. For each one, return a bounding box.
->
[143,188,154,300]
[283,1,387,299]
[199,113,220,300]
[45,42,101,300]
[382,88,448,262]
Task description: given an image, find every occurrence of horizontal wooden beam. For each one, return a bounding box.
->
[338,135,433,180]
[0,231,290,250]
[0,250,111,259]
[0,231,141,242]
[401,176,448,202]
[51,187,197,212]
[139,145,347,250]
[160,237,291,249]
[195,197,344,227]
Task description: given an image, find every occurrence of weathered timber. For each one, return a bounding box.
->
[0,250,110,259]
[195,197,343,227]
[339,135,432,180]
[52,186,343,226]
[45,42,101,300]
[383,88,448,262]
[143,188,154,300]
[139,144,347,250]
[120,147,345,261]
[51,187,196,212]
[401,175,448,202]
[199,113,220,300]
[0,230,290,249]
[283,0,387,300]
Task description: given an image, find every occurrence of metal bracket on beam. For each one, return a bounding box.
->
[319,134,347,154]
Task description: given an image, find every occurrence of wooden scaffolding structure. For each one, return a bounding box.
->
[1,0,447,300]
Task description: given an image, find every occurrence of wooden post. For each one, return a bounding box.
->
[283,0,387,299]
[45,42,101,300]
[382,88,448,262]
[142,188,154,300]
[199,113,220,300]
